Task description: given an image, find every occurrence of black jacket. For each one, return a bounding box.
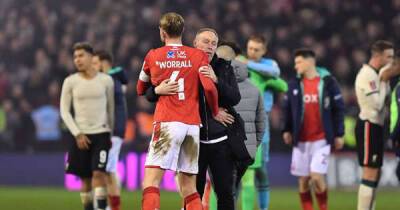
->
[199,56,241,141]
[144,55,241,141]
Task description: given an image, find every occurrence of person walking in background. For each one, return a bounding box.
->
[355,40,394,210]
[216,43,266,210]
[60,42,115,210]
[235,35,287,210]
[93,50,128,210]
[282,49,345,210]
[387,50,400,183]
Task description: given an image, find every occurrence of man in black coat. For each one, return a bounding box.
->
[144,28,241,210]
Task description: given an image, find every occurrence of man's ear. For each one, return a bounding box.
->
[193,39,197,48]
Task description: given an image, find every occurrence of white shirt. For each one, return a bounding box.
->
[355,64,390,125]
[60,72,114,136]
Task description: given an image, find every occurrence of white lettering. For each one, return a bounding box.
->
[156,60,193,69]
[303,94,318,103]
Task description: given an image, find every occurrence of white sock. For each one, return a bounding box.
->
[357,184,376,210]
[80,192,93,204]
[94,187,107,210]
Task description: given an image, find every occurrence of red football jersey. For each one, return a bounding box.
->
[299,76,326,142]
[137,44,219,125]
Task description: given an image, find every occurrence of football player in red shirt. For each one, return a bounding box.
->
[137,12,221,210]
[282,49,345,210]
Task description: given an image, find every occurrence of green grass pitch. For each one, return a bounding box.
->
[0,187,399,210]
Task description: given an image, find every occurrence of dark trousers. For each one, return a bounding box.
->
[232,160,250,199]
[196,140,235,210]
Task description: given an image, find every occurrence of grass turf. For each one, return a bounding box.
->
[0,187,399,210]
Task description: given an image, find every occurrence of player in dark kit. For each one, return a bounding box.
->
[93,50,128,210]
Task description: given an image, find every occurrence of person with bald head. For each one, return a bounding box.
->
[217,43,267,210]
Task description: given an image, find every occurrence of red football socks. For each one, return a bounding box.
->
[315,191,328,210]
[184,192,203,210]
[109,195,121,210]
[299,191,314,210]
[142,187,160,210]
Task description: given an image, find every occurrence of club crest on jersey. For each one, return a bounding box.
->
[177,51,186,58]
[167,51,175,59]
[369,81,377,90]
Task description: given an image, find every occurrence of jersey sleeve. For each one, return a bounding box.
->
[247,59,280,77]
[358,72,379,96]
[137,51,152,95]
[358,72,388,110]
[198,52,219,117]
[105,75,115,133]
[60,77,81,137]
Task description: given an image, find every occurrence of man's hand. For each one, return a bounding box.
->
[213,108,235,127]
[155,79,179,95]
[334,137,344,150]
[76,134,91,150]
[199,65,218,83]
[380,63,400,82]
[282,132,292,145]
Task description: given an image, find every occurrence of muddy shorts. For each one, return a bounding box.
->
[145,121,200,174]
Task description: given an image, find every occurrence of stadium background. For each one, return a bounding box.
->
[0,0,399,209]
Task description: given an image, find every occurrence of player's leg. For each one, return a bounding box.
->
[174,174,186,210]
[241,168,256,210]
[310,142,330,210]
[310,173,327,210]
[255,162,270,210]
[177,172,202,210]
[358,167,379,210]
[141,122,171,210]
[81,178,94,210]
[255,143,270,210]
[258,123,271,210]
[106,173,121,210]
[355,121,383,210]
[291,144,313,210]
[298,176,313,210]
[66,138,93,210]
[177,125,202,210]
[90,133,112,210]
[106,136,123,210]
[142,167,165,210]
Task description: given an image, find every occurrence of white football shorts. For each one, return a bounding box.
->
[290,139,331,176]
[145,121,200,174]
[106,136,123,173]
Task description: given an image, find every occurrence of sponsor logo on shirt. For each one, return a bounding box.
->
[177,51,186,58]
[156,60,192,69]
[303,94,318,103]
[167,51,175,59]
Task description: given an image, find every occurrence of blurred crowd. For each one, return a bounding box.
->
[0,0,399,153]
